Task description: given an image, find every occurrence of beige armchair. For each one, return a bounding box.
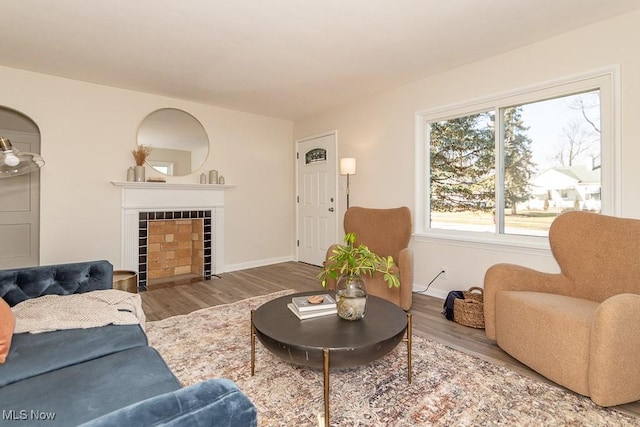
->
[484,211,640,406]
[324,206,413,311]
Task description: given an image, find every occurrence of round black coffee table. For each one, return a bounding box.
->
[251,291,412,426]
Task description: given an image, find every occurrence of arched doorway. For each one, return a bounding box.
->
[0,107,41,268]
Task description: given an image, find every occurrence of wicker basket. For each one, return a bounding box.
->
[453,286,485,328]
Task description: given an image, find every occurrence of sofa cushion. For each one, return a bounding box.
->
[0,297,15,363]
[0,345,181,426]
[0,324,147,387]
[496,291,599,396]
[80,378,257,427]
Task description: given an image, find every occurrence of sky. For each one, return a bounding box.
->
[519,90,600,172]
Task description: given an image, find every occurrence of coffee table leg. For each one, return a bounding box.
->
[250,310,256,376]
[323,348,330,427]
[405,313,412,384]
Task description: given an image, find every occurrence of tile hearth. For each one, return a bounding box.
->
[138,210,212,290]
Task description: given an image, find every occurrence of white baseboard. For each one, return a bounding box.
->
[223,256,296,273]
[412,283,448,300]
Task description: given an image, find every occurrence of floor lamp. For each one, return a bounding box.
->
[340,158,356,209]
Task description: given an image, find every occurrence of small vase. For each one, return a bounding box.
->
[335,274,367,320]
[134,165,145,182]
[209,170,218,185]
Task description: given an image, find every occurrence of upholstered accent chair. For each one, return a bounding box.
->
[484,211,640,407]
[325,206,413,311]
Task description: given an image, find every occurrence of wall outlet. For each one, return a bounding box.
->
[440,266,448,280]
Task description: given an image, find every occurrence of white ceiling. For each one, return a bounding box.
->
[1,0,639,120]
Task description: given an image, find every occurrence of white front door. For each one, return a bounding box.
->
[0,130,41,269]
[297,132,338,266]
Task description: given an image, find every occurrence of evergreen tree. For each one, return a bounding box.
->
[503,107,535,215]
[429,107,535,215]
[429,113,495,213]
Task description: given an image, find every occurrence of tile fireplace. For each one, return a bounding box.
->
[112,181,232,290]
[138,210,211,289]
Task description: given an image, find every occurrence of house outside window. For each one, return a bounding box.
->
[415,68,619,247]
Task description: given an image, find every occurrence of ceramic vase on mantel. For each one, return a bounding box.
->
[134,165,145,182]
[209,170,218,185]
[335,274,368,320]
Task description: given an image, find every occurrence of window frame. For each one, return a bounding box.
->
[148,160,175,175]
[414,66,620,252]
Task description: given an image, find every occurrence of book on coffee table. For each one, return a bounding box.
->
[287,303,337,320]
[291,294,336,312]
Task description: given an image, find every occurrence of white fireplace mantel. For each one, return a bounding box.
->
[111,181,235,191]
[111,181,234,276]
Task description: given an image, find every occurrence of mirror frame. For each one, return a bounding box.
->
[137,108,209,176]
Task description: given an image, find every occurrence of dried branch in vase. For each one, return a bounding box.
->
[132,145,152,166]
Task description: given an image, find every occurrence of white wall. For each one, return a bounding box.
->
[0,66,295,270]
[294,10,640,298]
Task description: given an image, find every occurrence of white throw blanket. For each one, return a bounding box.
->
[12,290,146,334]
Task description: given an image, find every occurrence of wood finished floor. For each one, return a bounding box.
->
[140,261,640,418]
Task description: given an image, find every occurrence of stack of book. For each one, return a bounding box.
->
[287,294,337,320]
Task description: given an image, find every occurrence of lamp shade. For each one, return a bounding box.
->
[340,157,356,175]
[0,137,45,178]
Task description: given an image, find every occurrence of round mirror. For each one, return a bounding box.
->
[137,108,209,176]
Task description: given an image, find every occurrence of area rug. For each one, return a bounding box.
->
[146,291,638,426]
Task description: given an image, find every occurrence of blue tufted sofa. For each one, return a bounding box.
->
[0,260,257,426]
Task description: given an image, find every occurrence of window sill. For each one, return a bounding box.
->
[413,230,552,257]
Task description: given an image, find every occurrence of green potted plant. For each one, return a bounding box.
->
[317,232,399,320]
